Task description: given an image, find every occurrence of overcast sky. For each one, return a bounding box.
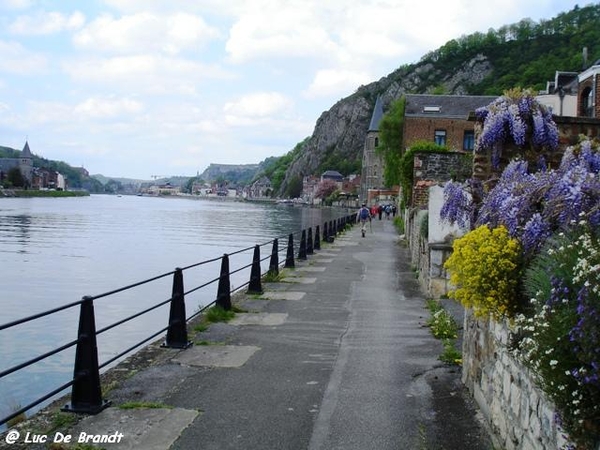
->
[0,0,588,180]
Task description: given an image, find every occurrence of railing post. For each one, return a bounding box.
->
[62,297,111,414]
[216,254,232,310]
[285,233,295,268]
[298,229,307,260]
[247,245,263,294]
[314,225,321,251]
[268,238,279,276]
[307,227,314,255]
[163,268,192,349]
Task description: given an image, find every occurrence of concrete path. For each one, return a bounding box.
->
[21,218,493,450]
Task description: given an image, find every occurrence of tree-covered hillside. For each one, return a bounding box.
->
[420,4,600,94]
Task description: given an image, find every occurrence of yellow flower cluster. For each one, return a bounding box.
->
[444,225,521,319]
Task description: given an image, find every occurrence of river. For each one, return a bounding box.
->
[0,194,348,425]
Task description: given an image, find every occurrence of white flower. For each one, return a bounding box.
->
[549,360,558,367]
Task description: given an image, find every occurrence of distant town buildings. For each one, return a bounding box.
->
[0,141,66,190]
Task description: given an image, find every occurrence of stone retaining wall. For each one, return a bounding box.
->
[461,313,574,450]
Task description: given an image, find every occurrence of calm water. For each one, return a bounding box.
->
[0,194,344,423]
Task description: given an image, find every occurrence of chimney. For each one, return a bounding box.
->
[583,47,588,70]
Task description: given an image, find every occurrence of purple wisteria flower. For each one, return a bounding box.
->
[521,213,551,254]
[440,181,472,229]
[475,89,559,156]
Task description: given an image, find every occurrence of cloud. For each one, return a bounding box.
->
[223,92,293,119]
[73,12,220,55]
[0,0,32,10]
[225,3,338,63]
[74,96,144,119]
[303,68,372,99]
[8,11,85,35]
[63,54,234,95]
[0,39,47,73]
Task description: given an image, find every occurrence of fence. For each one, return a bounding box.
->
[0,213,356,427]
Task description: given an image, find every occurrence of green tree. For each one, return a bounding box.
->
[7,167,26,188]
[285,175,303,198]
[377,96,406,187]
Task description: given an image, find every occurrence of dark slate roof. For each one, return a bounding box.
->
[21,141,32,158]
[322,170,344,180]
[368,95,384,132]
[404,94,498,119]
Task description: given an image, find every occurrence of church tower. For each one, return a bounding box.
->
[19,141,33,184]
[360,95,385,203]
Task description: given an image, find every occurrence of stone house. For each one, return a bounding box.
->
[249,176,272,198]
[302,175,320,203]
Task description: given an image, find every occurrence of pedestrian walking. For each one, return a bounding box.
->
[356,204,371,238]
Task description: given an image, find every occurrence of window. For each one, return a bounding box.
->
[374,137,379,147]
[582,87,594,117]
[434,129,446,146]
[463,130,475,151]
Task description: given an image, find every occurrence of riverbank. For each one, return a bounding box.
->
[0,189,89,198]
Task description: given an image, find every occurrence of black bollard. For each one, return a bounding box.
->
[307,227,314,255]
[247,245,263,294]
[216,254,232,310]
[163,268,192,348]
[268,238,279,276]
[314,225,321,250]
[62,297,111,414]
[285,233,295,268]
[298,229,307,260]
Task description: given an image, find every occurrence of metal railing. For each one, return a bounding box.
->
[0,213,356,427]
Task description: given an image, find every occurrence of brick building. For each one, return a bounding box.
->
[403,94,498,152]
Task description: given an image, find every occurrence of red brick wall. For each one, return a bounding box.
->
[403,117,474,151]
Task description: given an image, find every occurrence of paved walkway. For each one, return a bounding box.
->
[9,218,494,449]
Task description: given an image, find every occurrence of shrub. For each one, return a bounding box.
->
[427,307,458,340]
[393,215,405,235]
[444,225,522,319]
[516,223,600,448]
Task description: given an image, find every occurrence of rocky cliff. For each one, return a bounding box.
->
[278,54,493,195]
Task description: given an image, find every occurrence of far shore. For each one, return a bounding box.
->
[0,189,90,198]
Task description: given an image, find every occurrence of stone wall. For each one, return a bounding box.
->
[404,207,429,294]
[412,151,471,208]
[462,313,574,450]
